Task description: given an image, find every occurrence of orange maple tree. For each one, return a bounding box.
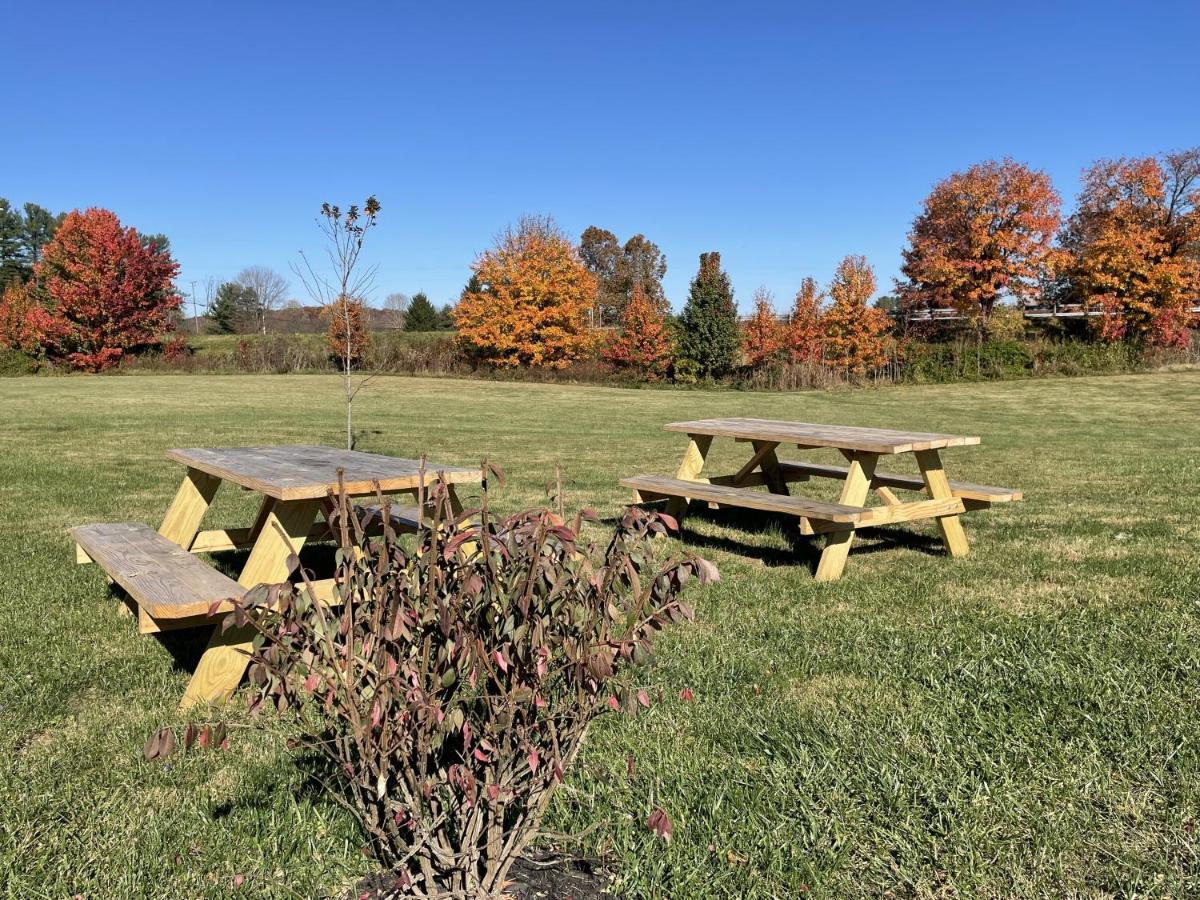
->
[898,158,1063,324]
[601,282,673,380]
[0,280,37,352]
[1059,149,1199,347]
[786,277,825,363]
[823,255,890,374]
[454,216,597,368]
[323,295,370,363]
[741,287,786,368]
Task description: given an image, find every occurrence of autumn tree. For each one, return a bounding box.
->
[16,208,181,370]
[823,255,890,374]
[579,226,667,322]
[677,251,738,378]
[898,158,1062,326]
[454,215,597,368]
[0,280,36,350]
[786,277,825,363]
[405,291,440,331]
[601,282,674,381]
[323,296,369,362]
[1058,148,1200,347]
[294,197,382,449]
[741,286,785,368]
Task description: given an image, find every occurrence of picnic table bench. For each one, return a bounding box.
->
[72,445,481,709]
[622,418,1020,581]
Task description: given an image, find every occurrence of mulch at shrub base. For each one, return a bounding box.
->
[350,852,620,899]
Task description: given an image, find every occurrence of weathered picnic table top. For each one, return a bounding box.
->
[166,445,481,500]
[664,418,980,455]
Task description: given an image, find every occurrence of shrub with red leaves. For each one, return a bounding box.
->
[227,464,717,896]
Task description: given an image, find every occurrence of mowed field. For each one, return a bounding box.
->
[2,372,1199,898]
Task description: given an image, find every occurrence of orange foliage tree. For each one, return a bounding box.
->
[786,277,825,363]
[323,296,370,363]
[741,287,786,368]
[898,158,1062,324]
[0,280,37,352]
[1059,149,1200,347]
[823,255,890,374]
[601,282,673,380]
[455,216,597,368]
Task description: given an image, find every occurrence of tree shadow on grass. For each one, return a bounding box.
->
[612,500,946,574]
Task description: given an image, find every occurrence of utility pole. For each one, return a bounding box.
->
[189,281,199,334]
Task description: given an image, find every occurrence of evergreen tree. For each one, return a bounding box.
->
[405,291,439,331]
[208,281,258,334]
[22,204,64,268]
[0,200,64,286]
[0,200,29,286]
[437,303,455,330]
[677,251,738,378]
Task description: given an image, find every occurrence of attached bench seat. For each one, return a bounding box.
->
[776,461,1022,504]
[355,504,424,532]
[620,475,869,523]
[72,522,245,620]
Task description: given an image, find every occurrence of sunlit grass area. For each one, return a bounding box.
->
[2,372,1199,897]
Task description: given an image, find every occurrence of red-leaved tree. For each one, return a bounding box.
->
[741,286,786,368]
[786,277,825,363]
[601,282,673,380]
[22,208,181,370]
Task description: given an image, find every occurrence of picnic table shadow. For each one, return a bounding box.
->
[136,543,342,674]
[605,500,945,573]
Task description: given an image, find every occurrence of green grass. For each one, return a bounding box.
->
[2,372,1199,898]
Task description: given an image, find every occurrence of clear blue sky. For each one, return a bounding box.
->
[4,1,1197,314]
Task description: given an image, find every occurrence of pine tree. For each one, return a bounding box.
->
[405,292,439,331]
[0,200,27,286]
[23,204,64,269]
[678,251,738,378]
[208,282,258,334]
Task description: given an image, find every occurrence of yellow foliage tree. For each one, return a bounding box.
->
[454,216,597,368]
[823,255,890,374]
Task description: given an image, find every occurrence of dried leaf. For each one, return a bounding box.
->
[646,807,673,842]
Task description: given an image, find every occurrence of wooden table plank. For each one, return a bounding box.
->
[166,445,481,500]
[664,418,979,454]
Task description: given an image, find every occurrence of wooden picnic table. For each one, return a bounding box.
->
[621,418,1021,581]
[72,445,481,708]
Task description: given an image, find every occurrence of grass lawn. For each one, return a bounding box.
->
[2,371,1199,898]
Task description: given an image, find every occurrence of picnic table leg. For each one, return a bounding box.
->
[814,451,878,582]
[915,449,970,558]
[180,498,320,710]
[750,441,789,495]
[663,434,712,521]
[158,467,221,549]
